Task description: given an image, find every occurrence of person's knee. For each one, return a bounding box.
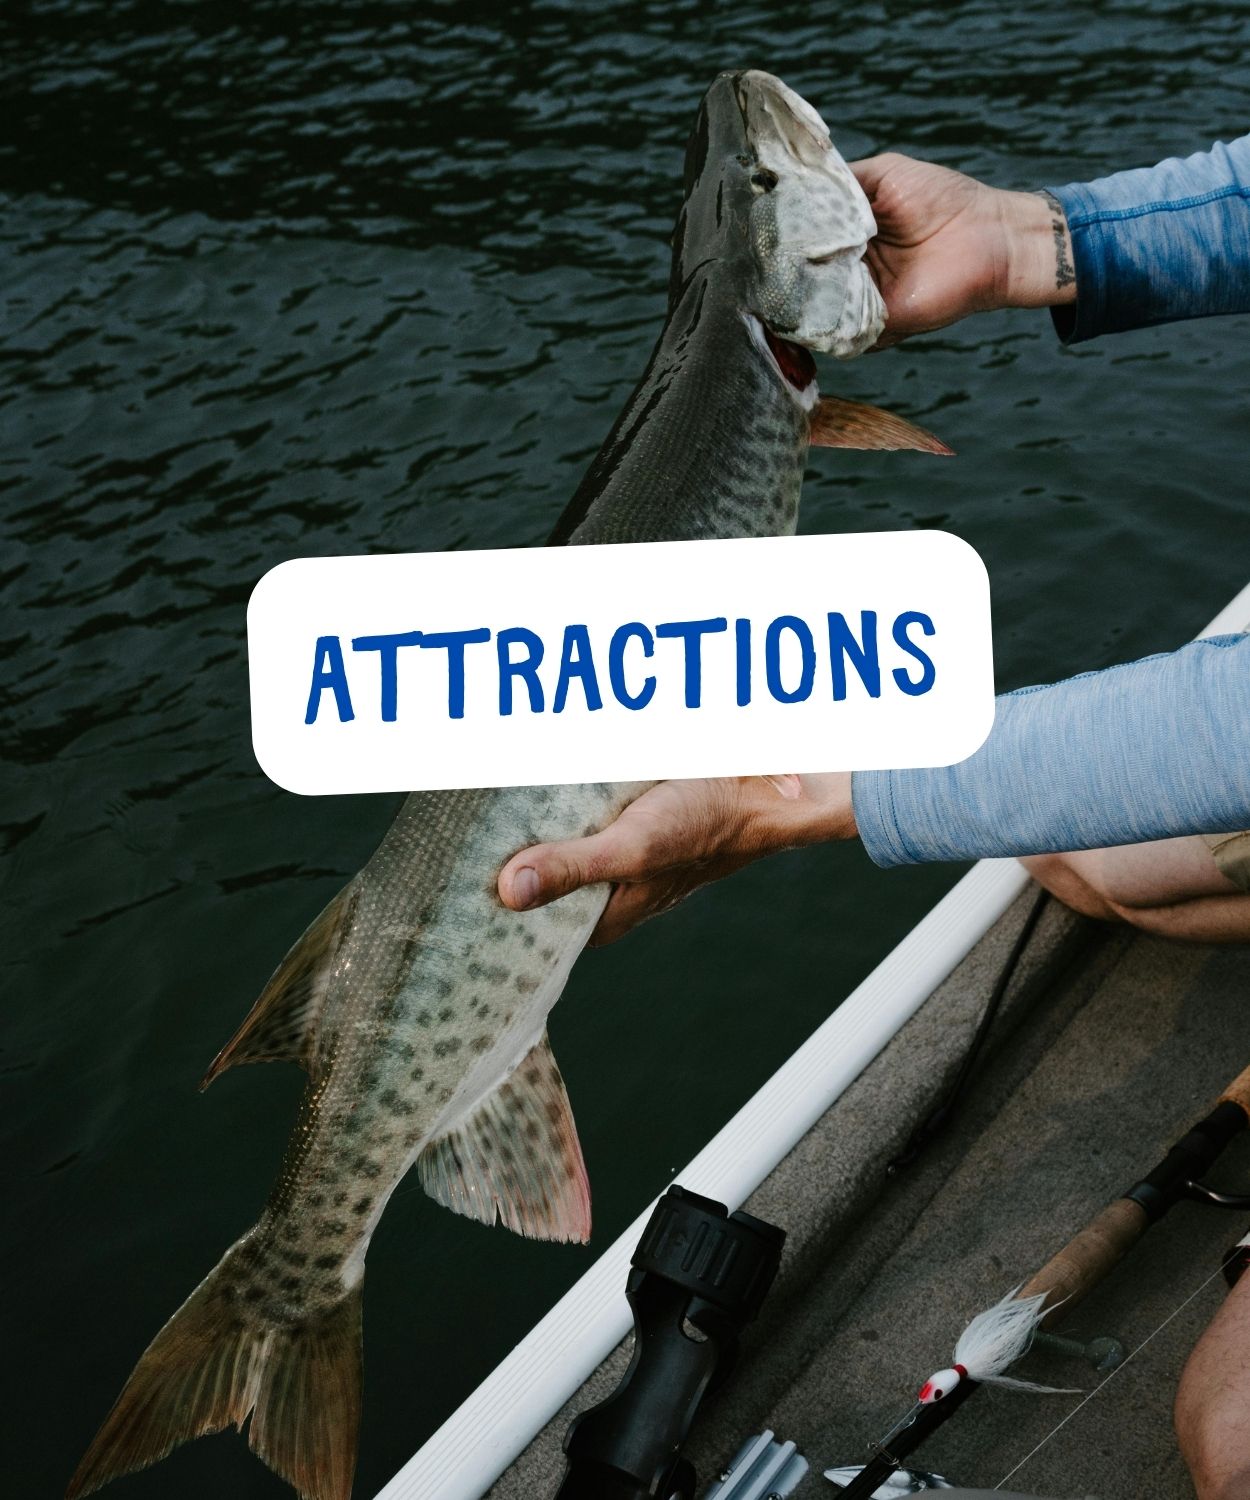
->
[1175,1334,1250,1500]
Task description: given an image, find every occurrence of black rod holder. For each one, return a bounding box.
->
[554,1185,785,1500]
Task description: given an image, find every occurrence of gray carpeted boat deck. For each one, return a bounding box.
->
[487,884,1250,1500]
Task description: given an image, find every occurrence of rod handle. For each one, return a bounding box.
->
[1018,1197,1149,1325]
[1219,1063,1250,1118]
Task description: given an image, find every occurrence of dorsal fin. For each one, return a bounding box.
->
[810,395,953,454]
[200,883,358,1089]
[418,1031,591,1244]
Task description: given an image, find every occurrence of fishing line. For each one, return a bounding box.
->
[993,1259,1231,1490]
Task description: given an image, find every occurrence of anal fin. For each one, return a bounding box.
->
[418,1031,591,1244]
[810,395,953,455]
[200,883,358,1090]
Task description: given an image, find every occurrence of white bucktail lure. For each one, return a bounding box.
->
[917,1288,1077,1406]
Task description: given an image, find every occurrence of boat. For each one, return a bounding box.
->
[378,581,1250,1500]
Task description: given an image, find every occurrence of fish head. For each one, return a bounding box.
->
[672,70,885,359]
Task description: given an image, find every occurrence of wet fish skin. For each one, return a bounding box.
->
[69,70,886,1500]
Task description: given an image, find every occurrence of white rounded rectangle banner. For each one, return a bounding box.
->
[248,532,995,794]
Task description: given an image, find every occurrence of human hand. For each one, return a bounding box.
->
[850,153,1076,345]
[498,773,856,945]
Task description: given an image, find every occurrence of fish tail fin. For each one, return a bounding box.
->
[67,1236,363,1500]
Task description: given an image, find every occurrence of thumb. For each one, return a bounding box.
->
[498,822,649,912]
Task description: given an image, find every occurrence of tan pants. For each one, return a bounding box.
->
[1203,831,1250,892]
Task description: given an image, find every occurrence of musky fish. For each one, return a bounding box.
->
[70,71,947,1500]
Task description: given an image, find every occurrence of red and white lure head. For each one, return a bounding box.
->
[916,1288,1078,1402]
[917,1364,967,1404]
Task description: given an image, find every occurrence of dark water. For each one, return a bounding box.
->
[4,3,1250,1497]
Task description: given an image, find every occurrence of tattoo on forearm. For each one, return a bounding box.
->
[1038,189,1076,290]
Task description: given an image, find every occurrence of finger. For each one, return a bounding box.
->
[848,154,885,193]
[497,815,659,912]
[848,151,907,198]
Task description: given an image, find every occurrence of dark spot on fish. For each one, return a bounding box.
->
[433,1037,461,1058]
[281,1276,301,1293]
[279,1249,308,1268]
[352,1155,383,1179]
[471,1034,492,1054]
[438,1005,454,1023]
[438,1086,453,1104]
[435,978,454,999]
[541,947,556,962]
[514,974,540,994]
[319,1220,347,1237]
[410,1065,425,1082]
[354,1196,372,1215]
[467,961,484,980]
[524,1067,540,1086]
[525,1120,541,1141]
[522,932,536,948]
[416,1010,432,1028]
[380,1087,415,1116]
[333,1190,348,1207]
[546,1100,563,1124]
[244,1285,265,1303]
[419,906,435,924]
[314,1254,339,1270]
[307,1192,324,1208]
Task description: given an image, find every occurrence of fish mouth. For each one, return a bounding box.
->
[745,312,819,411]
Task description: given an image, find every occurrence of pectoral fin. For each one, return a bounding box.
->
[810,395,953,455]
[418,1031,591,1244]
[200,883,358,1089]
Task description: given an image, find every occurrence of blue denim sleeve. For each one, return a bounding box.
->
[1046,136,1250,343]
[853,634,1250,867]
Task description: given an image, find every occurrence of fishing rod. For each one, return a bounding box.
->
[830,1060,1250,1499]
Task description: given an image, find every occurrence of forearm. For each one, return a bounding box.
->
[1045,136,1250,343]
[853,634,1250,867]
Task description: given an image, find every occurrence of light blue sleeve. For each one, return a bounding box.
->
[852,634,1250,867]
[1047,135,1250,343]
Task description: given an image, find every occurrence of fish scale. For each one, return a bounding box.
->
[69,70,950,1500]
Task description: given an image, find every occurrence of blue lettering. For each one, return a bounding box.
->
[765,615,816,704]
[827,611,881,700]
[654,617,727,708]
[607,623,655,711]
[553,624,603,713]
[891,611,936,696]
[497,628,545,716]
[735,617,751,706]
[305,635,355,724]
[419,628,492,719]
[351,630,423,722]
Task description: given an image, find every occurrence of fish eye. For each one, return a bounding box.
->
[750,168,779,193]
